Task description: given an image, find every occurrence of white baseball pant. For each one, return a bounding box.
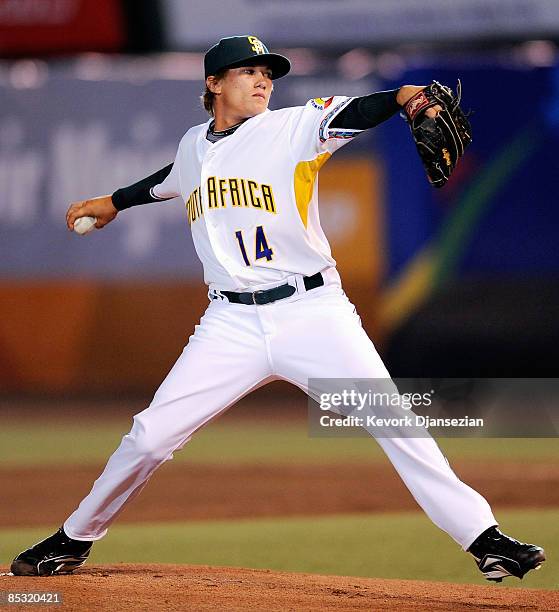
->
[64,274,496,549]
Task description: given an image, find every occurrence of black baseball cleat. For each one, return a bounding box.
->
[11,528,93,576]
[468,526,546,582]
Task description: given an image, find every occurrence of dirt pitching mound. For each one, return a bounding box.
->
[1,564,558,611]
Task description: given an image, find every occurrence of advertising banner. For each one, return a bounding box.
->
[162,0,559,49]
[0,0,125,55]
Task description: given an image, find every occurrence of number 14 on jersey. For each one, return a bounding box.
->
[235,225,274,266]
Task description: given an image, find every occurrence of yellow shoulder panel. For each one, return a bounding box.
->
[293,152,331,228]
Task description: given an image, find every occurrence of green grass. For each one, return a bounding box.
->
[2,510,557,589]
[0,421,558,466]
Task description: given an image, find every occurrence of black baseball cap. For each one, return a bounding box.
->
[204,35,291,80]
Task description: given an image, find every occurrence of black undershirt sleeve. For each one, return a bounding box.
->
[330,89,400,130]
[111,163,174,211]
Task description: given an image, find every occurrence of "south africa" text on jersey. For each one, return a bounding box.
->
[185,177,277,225]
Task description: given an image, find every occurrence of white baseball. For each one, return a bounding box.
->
[73,216,97,236]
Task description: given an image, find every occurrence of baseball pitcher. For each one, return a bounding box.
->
[12,36,545,583]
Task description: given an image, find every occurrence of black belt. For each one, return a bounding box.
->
[220,272,324,305]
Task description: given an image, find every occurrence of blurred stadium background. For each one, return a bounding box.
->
[1,0,559,590]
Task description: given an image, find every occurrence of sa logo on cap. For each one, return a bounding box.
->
[248,36,265,54]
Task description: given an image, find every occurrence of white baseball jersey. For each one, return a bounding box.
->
[153,96,362,291]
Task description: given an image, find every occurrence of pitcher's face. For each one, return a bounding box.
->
[209,65,273,120]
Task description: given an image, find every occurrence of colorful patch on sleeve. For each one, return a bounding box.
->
[319,98,359,142]
[311,96,334,110]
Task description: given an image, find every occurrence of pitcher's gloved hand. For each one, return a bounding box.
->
[403,80,472,188]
